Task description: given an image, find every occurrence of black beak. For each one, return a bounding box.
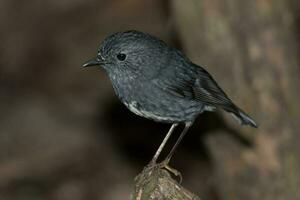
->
[82,57,104,67]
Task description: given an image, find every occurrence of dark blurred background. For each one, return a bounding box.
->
[1,0,300,199]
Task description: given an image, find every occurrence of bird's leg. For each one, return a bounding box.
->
[164,121,193,163]
[158,121,193,182]
[149,123,178,166]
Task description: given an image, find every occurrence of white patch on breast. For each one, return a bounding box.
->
[204,105,216,111]
[125,101,171,121]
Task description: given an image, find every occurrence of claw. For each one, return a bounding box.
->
[158,160,182,183]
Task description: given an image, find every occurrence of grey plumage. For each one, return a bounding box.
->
[83,30,258,166]
[83,30,257,128]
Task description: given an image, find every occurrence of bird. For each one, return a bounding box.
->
[83,30,257,172]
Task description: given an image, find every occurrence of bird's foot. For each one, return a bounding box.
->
[147,158,156,167]
[145,159,182,183]
[157,160,182,183]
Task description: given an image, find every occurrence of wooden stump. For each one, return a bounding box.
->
[131,166,200,200]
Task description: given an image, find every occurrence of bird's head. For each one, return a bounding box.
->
[83,30,170,78]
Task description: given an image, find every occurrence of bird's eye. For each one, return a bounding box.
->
[116,53,126,61]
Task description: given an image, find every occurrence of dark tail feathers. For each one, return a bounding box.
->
[224,106,258,128]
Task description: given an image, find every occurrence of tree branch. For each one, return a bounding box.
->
[131,166,200,200]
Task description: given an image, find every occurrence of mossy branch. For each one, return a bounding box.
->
[130,166,200,200]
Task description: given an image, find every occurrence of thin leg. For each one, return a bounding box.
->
[155,121,193,183]
[150,123,178,164]
[164,121,193,164]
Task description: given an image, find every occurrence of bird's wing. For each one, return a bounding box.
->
[152,63,235,109]
[193,67,234,107]
[152,62,258,128]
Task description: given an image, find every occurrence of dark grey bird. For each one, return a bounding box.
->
[83,30,257,171]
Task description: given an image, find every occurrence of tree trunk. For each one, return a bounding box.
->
[171,0,300,199]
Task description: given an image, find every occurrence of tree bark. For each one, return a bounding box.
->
[131,166,200,200]
[171,0,300,199]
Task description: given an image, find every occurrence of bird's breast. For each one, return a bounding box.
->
[124,100,174,122]
[108,71,203,123]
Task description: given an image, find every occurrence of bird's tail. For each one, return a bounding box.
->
[224,105,258,128]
